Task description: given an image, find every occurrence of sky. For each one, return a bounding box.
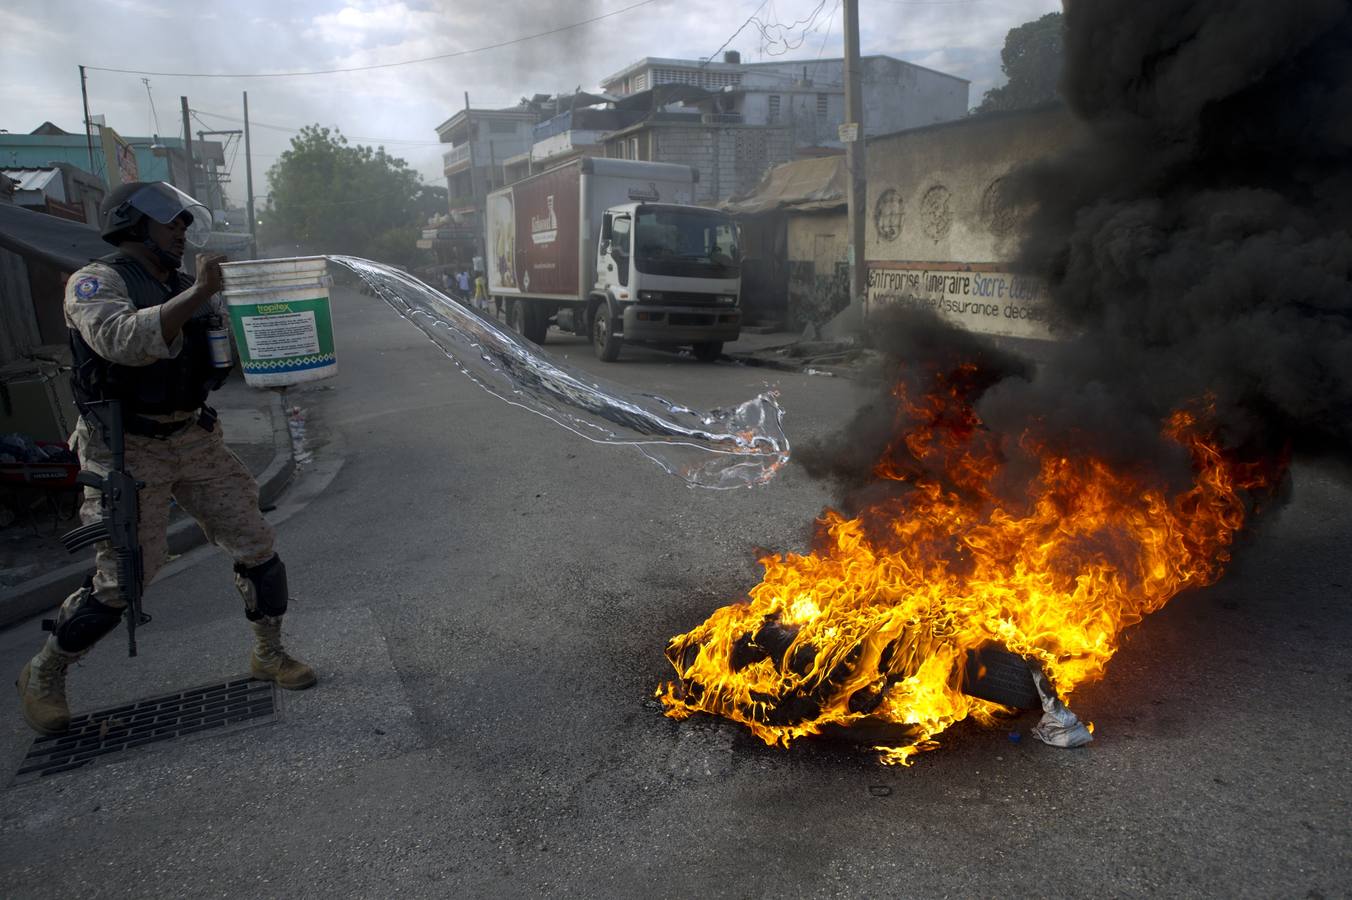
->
[2,0,1062,208]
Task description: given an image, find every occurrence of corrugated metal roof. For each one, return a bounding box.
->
[1,168,62,194]
[721,156,846,216]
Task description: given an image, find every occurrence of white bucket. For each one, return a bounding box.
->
[221,256,337,387]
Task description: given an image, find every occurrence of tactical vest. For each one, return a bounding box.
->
[69,253,231,425]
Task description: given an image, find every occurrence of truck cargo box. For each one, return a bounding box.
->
[486,158,697,301]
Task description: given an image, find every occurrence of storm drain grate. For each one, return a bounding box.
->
[12,677,277,786]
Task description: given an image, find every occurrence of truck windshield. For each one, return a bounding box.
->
[633,208,739,279]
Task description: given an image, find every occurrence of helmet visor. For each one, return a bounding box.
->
[126,183,213,248]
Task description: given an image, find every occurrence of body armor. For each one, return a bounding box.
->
[69,253,231,430]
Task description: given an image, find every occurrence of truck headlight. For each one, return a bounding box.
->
[638,290,662,303]
[716,295,737,305]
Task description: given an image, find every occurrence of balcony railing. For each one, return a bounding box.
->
[442,144,472,170]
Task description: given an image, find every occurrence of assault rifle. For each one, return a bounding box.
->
[60,400,149,657]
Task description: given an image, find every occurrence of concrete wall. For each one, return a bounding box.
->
[738,91,844,148]
[860,57,969,135]
[740,58,967,137]
[647,125,794,205]
[863,105,1081,339]
[786,211,849,328]
[474,120,535,171]
[734,58,967,148]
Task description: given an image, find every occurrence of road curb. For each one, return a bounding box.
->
[724,351,804,373]
[0,394,296,631]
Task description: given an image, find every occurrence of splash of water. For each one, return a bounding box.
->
[328,256,790,489]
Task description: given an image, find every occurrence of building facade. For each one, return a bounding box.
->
[863,104,1080,341]
[600,53,970,150]
[0,163,105,225]
[433,106,540,265]
[602,116,795,207]
[0,123,218,199]
[587,53,969,206]
[434,108,537,214]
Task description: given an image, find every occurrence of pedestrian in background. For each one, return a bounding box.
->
[456,270,471,302]
[473,272,490,313]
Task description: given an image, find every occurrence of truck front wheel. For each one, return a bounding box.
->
[592,304,623,362]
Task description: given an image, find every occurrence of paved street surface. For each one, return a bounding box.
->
[2,287,1348,897]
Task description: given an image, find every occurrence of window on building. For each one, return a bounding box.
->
[630,138,640,161]
[651,67,743,91]
[817,94,829,118]
[489,119,517,134]
[768,95,781,123]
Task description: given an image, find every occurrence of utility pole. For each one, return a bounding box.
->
[463,92,478,200]
[463,91,483,271]
[194,128,242,215]
[180,96,196,199]
[78,65,99,184]
[196,132,216,210]
[842,0,868,328]
[244,91,257,253]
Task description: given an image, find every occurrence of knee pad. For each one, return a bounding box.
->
[235,554,289,621]
[43,581,124,652]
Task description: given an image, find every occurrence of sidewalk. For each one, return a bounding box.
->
[0,371,295,629]
[723,325,876,376]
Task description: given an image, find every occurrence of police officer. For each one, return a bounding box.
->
[16,181,316,736]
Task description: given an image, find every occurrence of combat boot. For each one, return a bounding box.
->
[16,638,80,735]
[249,616,317,690]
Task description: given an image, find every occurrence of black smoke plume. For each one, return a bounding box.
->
[807,0,1352,507]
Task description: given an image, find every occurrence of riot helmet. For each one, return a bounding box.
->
[100,181,212,248]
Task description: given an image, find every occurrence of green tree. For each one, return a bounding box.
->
[262,125,426,266]
[414,183,449,221]
[977,12,1065,113]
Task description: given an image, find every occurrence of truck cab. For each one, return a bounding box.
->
[594,202,741,361]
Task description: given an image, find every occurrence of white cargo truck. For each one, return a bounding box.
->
[485,157,741,362]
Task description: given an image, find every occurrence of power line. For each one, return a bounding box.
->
[141,78,163,136]
[193,108,446,147]
[813,0,842,80]
[84,0,663,79]
[754,0,830,57]
[704,0,772,67]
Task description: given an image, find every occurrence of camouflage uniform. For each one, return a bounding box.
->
[16,251,314,738]
[61,261,276,610]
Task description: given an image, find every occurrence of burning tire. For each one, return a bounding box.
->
[664,618,1043,751]
[961,645,1041,709]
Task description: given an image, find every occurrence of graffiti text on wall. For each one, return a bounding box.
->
[865,262,1054,340]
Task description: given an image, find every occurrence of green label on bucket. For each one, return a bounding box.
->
[228,296,335,372]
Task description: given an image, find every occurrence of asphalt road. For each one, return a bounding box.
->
[1,286,1348,898]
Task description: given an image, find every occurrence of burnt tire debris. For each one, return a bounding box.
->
[666,613,1041,747]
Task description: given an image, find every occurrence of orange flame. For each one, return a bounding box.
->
[659,369,1281,764]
